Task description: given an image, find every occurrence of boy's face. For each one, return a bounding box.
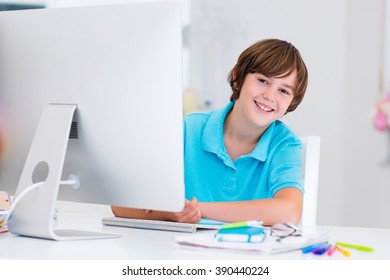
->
[235,71,296,129]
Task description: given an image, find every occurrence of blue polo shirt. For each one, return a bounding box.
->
[184,101,304,202]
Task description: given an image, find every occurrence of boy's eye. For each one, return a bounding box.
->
[258,79,268,84]
[280,89,290,95]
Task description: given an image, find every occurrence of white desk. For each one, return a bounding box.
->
[1,201,389,260]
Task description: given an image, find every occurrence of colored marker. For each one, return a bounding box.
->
[336,244,351,257]
[312,243,332,255]
[335,242,374,253]
[327,245,337,256]
[221,220,263,229]
[301,242,328,254]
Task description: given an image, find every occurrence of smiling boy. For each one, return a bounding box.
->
[112,39,308,225]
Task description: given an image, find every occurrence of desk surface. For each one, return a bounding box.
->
[1,201,389,260]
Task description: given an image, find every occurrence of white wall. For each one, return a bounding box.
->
[386,0,390,94]
[189,0,389,228]
[340,0,389,228]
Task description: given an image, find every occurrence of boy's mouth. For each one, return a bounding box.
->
[254,100,274,112]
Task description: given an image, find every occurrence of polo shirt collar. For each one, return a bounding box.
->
[201,101,275,162]
[249,121,275,161]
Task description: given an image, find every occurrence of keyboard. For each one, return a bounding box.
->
[102,216,224,233]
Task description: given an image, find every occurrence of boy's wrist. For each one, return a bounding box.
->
[165,211,175,221]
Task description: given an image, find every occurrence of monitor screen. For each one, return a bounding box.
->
[0,2,184,239]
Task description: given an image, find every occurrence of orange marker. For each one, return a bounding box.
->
[336,244,351,257]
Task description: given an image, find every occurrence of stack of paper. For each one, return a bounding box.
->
[175,227,329,254]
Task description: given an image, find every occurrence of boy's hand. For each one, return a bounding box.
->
[141,197,201,223]
[169,197,201,223]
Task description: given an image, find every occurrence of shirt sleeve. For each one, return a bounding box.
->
[268,137,304,197]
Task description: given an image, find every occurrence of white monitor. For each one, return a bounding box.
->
[0,2,185,240]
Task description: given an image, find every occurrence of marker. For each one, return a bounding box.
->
[336,244,351,257]
[312,243,332,255]
[301,242,328,254]
[336,242,374,253]
[221,220,263,229]
[327,245,337,256]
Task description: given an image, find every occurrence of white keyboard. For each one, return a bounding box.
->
[102,216,224,233]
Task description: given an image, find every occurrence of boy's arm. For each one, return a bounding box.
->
[111,197,201,223]
[111,206,171,220]
[199,188,303,226]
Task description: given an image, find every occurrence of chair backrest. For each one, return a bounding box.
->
[299,136,321,226]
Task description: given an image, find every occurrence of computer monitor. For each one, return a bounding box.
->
[0,2,185,240]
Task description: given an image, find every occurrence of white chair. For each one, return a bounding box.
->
[299,136,321,226]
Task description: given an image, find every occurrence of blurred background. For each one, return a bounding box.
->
[1,0,389,229]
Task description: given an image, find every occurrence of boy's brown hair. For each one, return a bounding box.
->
[228,39,308,113]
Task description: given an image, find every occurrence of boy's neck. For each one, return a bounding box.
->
[223,108,269,145]
[223,110,270,161]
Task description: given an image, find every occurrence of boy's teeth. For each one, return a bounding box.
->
[256,102,272,112]
[261,105,271,111]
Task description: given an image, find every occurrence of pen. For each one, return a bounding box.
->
[301,242,328,254]
[221,220,263,229]
[336,242,374,253]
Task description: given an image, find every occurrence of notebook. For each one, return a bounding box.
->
[102,217,225,233]
[175,227,330,254]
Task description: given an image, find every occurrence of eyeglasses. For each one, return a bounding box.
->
[270,222,302,242]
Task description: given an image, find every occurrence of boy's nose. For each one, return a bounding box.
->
[262,89,276,102]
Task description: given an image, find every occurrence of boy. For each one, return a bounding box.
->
[112,38,308,225]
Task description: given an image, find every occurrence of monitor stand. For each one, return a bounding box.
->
[7,104,120,240]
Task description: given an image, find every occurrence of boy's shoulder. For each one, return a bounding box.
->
[185,110,213,118]
[273,120,301,142]
[184,110,213,124]
[184,111,214,134]
[185,102,234,127]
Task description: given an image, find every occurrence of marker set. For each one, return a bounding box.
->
[302,241,373,257]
